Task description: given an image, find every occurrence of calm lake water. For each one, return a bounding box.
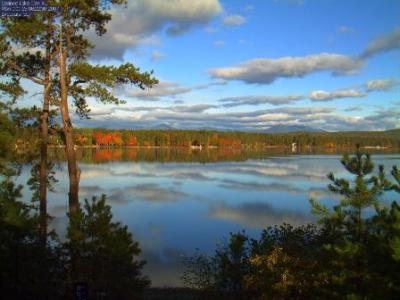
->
[17,149,400,287]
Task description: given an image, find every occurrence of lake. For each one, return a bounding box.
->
[17,148,400,287]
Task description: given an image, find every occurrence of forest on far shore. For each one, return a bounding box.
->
[15,126,400,149]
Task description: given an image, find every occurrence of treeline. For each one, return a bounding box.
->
[56,128,400,149]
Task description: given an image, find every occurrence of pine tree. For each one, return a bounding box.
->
[310,149,399,298]
[0,172,65,299]
[1,0,158,218]
[65,195,149,299]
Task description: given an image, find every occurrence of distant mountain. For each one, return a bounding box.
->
[150,123,176,130]
[264,125,324,133]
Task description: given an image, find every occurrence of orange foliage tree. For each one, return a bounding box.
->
[126,135,137,146]
[93,131,123,146]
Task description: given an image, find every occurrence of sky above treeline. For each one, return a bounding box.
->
[22,0,400,131]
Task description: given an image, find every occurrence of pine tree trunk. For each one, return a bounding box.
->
[39,83,50,245]
[59,34,80,215]
[38,20,52,246]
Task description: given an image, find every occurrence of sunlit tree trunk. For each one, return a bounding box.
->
[59,27,80,215]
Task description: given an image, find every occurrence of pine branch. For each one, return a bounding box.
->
[7,60,44,85]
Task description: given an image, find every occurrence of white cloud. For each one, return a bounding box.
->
[124,81,192,100]
[223,15,246,26]
[89,0,222,60]
[172,104,216,113]
[219,95,304,107]
[365,79,400,92]
[309,89,366,101]
[211,53,363,84]
[120,79,228,101]
[11,45,44,56]
[140,35,163,46]
[209,28,400,86]
[360,28,400,59]
[363,108,400,130]
[193,80,227,89]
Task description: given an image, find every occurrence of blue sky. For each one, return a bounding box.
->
[20,0,400,131]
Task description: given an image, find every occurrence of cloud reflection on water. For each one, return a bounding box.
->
[209,201,313,228]
[108,183,188,203]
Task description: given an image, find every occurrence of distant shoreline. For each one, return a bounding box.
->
[48,145,395,150]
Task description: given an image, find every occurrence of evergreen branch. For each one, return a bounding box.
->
[7,60,44,85]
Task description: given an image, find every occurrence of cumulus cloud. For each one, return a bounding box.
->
[120,79,227,101]
[219,95,304,107]
[209,29,400,86]
[210,53,363,84]
[309,89,366,101]
[365,79,400,92]
[360,28,400,59]
[364,108,400,125]
[223,14,246,26]
[107,104,216,114]
[193,80,228,89]
[89,0,222,60]
[172,104,217,113]
[124,81,192,100]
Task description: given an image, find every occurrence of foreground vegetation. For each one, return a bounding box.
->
[0,177,148,299]
[183,151,400,299]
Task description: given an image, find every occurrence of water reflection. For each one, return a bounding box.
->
[208,201,312,228]
[108,184,188,203]
[17,150,400,287]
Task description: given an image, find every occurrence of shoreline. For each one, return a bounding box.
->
[48,145,395,150]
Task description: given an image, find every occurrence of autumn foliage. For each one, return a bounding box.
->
[53,128,400,149]
[93,131,123,146]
